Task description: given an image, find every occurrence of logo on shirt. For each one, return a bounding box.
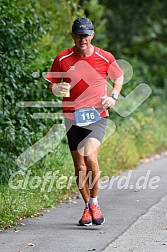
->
[69,66,76,70]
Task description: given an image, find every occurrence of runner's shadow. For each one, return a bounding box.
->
[58,222,104,231]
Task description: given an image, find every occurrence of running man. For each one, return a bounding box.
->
[45,17,123,226]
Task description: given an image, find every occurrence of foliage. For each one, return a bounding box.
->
[0,0,48,182]
[99,101,167,176]
[0,141,75,228]
[98,0,167,96]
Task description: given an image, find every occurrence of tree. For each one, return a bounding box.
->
[98,0,167,95]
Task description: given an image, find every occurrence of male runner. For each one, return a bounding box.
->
[45,17,123,226]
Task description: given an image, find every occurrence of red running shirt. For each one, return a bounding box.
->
[45,46,123,119]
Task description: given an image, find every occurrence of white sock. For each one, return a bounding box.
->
[89,197,98,205]
[85,202,89,208]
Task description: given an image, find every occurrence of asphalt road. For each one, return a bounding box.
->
[0,154,167,252]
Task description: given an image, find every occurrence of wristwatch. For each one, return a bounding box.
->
[110,93,119,101]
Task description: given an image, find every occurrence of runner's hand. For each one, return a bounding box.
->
[50,82,71,96]
[102,96,116,109]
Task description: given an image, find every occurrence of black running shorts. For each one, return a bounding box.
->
[64,117,107,151]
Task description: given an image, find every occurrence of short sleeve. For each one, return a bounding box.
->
[45,56,62,83]
[107,60,123,80]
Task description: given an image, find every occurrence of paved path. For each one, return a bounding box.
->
[0,155,167,252]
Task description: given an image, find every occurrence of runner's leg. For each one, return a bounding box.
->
[71,148,90,203]
[71,137,101,200]
[83,137,101,198]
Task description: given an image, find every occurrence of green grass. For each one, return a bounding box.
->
[0,142,76,228]
[99,100,167,175]
[0,99,167,229]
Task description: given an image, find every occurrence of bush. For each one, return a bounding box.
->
[0,0,49,182]
[99,100,167,176]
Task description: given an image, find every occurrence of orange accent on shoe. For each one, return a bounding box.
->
[89,203,103,219]
[79,207,92,226]
[89,203,105,225]
[81,208,92,221]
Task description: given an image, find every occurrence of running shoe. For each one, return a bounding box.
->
[89,203,105,225]
[79,207,92,226]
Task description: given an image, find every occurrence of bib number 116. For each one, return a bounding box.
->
[81,112,95,121]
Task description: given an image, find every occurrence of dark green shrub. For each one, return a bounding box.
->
[0,0,48,182]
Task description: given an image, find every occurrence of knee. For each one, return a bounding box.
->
[74,162,86,173]
[84,154,98,168]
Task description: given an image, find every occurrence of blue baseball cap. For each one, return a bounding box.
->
[72,17,94,35]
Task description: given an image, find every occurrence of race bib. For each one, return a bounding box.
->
[74,107,101,127]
